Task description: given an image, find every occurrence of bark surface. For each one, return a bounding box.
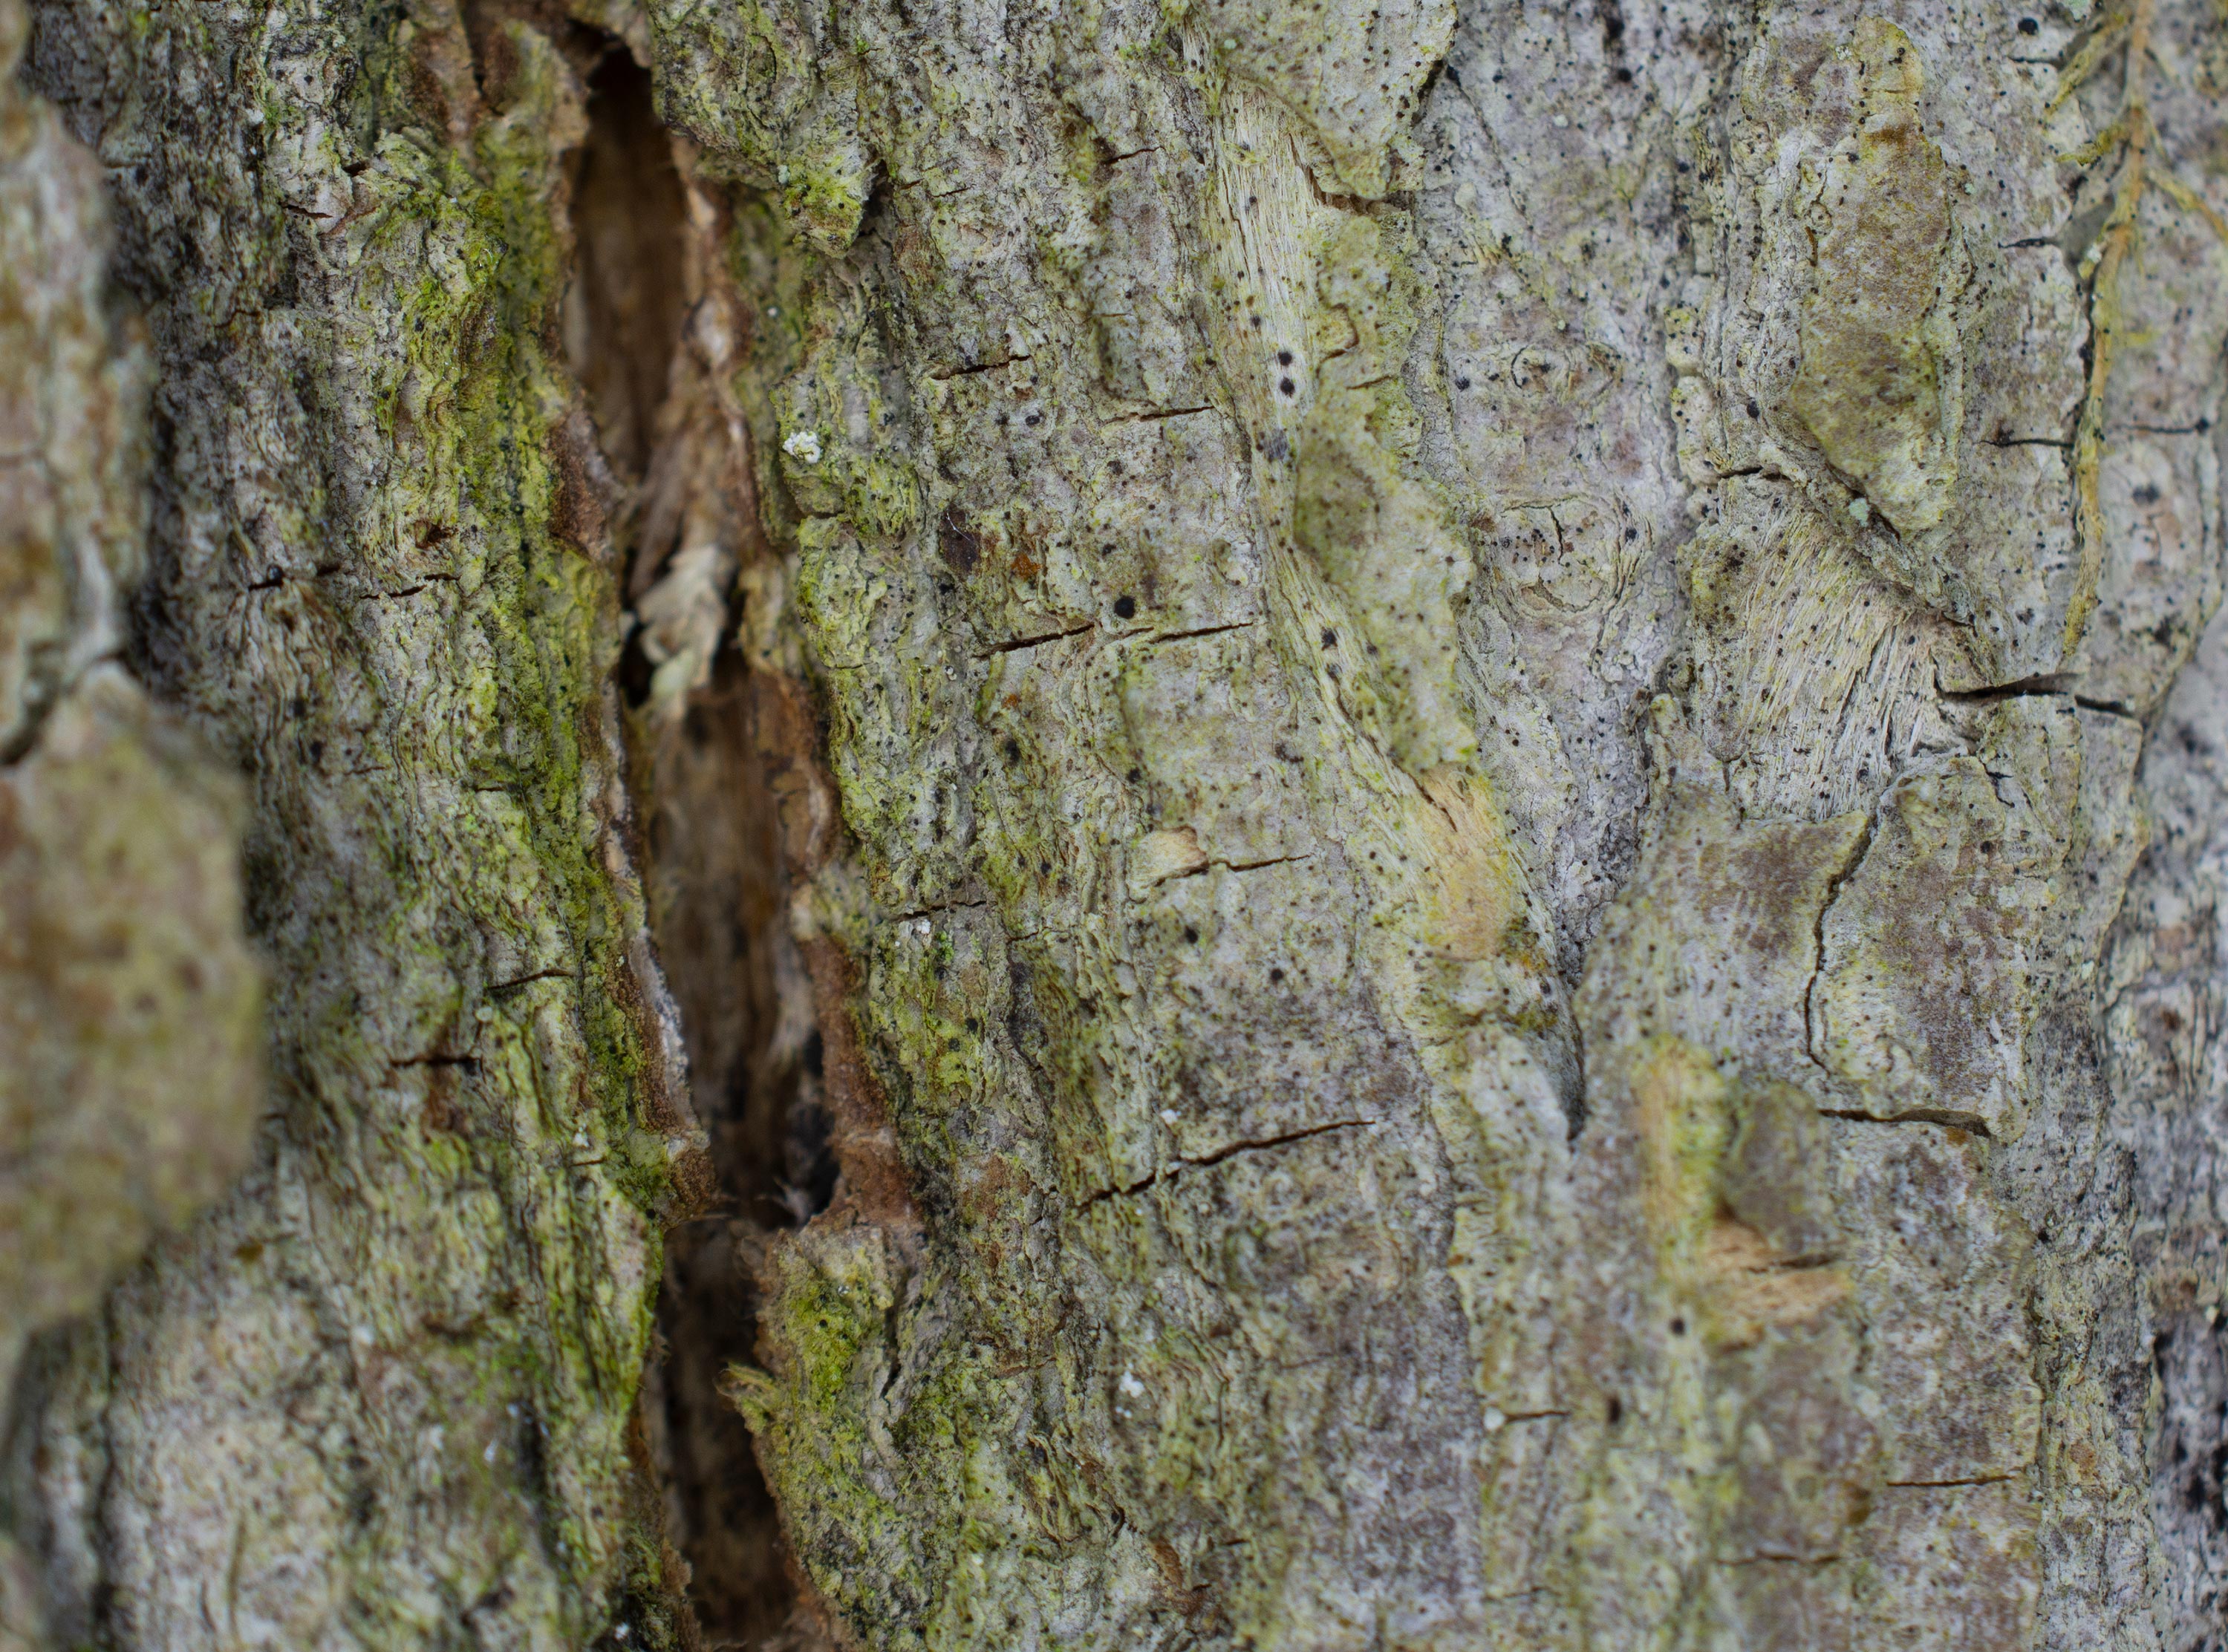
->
[4,0,2228,1648]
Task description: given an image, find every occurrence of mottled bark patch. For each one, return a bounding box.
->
[1788,19,1969,537]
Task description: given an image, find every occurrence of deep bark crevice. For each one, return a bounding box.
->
[636,653,811,1650]
[565,53,814,1648]
[567,48,688,488]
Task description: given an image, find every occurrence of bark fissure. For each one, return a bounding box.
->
[1080,1118,1377,1209]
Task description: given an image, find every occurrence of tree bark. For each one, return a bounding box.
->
[7,0,2228,1647]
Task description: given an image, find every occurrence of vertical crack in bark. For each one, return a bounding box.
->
[1802,806,1873,1084]
[564,49,819,1644]
[636,653,814,1649]
[567,50,688,488]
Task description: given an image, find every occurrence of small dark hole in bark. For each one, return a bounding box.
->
[617,622,657,708]
[786,1098,839,1217]
[939,507,983,575]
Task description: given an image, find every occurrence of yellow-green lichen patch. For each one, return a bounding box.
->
[1787,20,1970,538]
[7,5,700,1643]
[778,336,925,541]
[737,1221,1057,1651]
[1287,215,1477,775]
[648,0,871,250]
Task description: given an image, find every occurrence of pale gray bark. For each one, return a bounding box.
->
[4,0,2228,1648]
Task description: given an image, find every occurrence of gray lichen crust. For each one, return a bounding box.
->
[652,0,2228,1645]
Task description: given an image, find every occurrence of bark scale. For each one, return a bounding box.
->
[2,0,2228,1648]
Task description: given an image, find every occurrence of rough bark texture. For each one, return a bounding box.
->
[3,0,711,1643]
[7,0,2228,1646]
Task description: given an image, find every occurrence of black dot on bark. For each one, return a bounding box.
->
[1184,927,1199,943]
[1114,595,1136,618]
[1279,377,1295,396]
